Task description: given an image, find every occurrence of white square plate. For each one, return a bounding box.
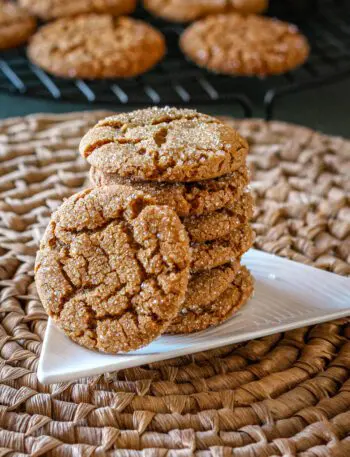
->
[38,249,350,384]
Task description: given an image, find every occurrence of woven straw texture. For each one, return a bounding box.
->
[0,112,349,457]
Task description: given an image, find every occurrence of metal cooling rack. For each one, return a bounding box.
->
[0,0,350,118]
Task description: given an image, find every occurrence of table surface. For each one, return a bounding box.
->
[0,76,350,138]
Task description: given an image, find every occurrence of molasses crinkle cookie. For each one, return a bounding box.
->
[143,0,268,23]
[19,0,136,20]
[0,1,36,50]
[90,165,250,217]
[35,187,190,353]
[168,266,254,334]
[28,15,166,79]
[181,13,310,76]
[80,107,248,182]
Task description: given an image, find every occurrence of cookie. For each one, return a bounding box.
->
[184,192,253,243]
[180,14,310,76]
[80,107,248,182]
[191,224,254,272]
[19,0,136,20]
[168,266,254,334]
[0,1,36,50]
[28,15,166,79]
[35,187,190,353]
[186,261,240,311]
[144,0,267,23]
[90,165,249,217]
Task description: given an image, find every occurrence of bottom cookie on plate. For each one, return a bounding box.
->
[167,266,254,334]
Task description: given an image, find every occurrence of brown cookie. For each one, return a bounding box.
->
[90,165,249,217]
[35,187,190,354]
[184,192,254,242]
[144,0,267,23]
[0,1,36,50]
[19,0,136,20]
[181,14,310,76]
[80,107,248,182]
[168,266,254,334]
[28,15,166,79]
[191,224,254,272]
[186,261,240,311]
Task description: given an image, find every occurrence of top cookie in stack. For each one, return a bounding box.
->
[80,107,254,334]
[80,107,248,182]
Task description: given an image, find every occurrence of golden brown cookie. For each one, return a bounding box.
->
[181,14,310,76]
[168,266,254,334]
[184,192,253,242]
[144,0,267,23]
[28,15,166,79]
[80,107,248,182]
[35,187,190,354]
[19,0,136,20]
[0,1,36,50]
[186,261,240,311]
[90,165,249,217]
[191,224,254,272]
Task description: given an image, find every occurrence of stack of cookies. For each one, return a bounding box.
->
[81,107,255,335]
[35,107,254,354]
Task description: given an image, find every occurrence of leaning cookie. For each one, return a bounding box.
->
[35,187,190,353]
[0,1,36,50]
[80,107,248,182]
[90,165,249,217]
[144,0,268,23]
[28,15,166,79]
[19,0,136,20]
[181,14,310,76]
[167,266,254,334]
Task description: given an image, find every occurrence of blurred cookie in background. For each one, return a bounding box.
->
[19,0,136,21]
[28,14,166,79]
[0,0,36,50]
[181,13,309,76]
[144,0,268,22]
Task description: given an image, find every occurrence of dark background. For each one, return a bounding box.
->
[1,78,349,137]
[1,0,350,137]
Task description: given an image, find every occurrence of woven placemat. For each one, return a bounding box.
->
[0,112,349,457]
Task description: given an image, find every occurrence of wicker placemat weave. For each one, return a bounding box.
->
[0,112,349,457]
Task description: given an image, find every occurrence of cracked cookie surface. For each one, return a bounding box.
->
[185,262,240,311]
[80,107,248,182]
[90,165,249,217]
[184,192,253,242]
[191,224,254,272]
[35,187,190,353]
[19,0,136,20]
[144,0,267,23]
[168,266,254,334]
[0,1,36,50]
[181,13,309,76]
[28,15,165,79]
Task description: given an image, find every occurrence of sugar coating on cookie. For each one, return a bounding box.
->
[80,107,248,182]
[185,262,241,311]
[0,1,36,50]
[90,165,250,217]
[28,15,165,79]
[144,0,267,23]
[19,0,136,20]
[35,187,190,353]
[191,224,254,272]
[183,192,254,242]
[181,13,310,76]
[168,266,254,334]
